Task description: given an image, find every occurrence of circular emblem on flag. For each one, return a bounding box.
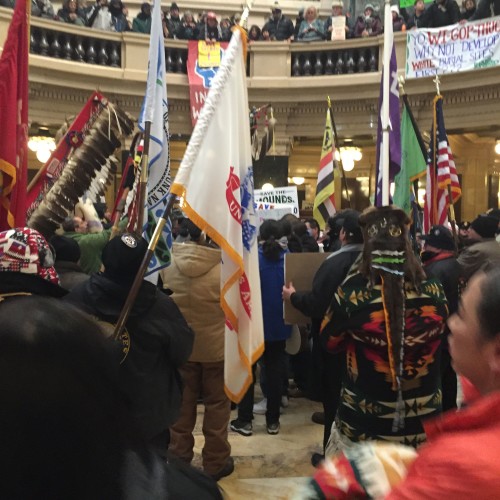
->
[121,234,138,248]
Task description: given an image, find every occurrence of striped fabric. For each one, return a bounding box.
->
[423,95,461,234]
[313,110,336,229]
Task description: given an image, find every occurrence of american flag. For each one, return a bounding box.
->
[423,95,461,234]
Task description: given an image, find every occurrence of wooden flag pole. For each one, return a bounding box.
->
[327,96,351,208]
[134,121,151,234]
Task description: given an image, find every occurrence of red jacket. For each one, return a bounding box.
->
[387,391,500,499]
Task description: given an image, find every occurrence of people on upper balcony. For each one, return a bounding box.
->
[460,0,477,18]
[165,2,182,38]
[220,17,233,41]
[31,0,55,19]
[132,1,151,33]
[262,2,295,41]
[391,4,407,30]
[178,10,198,40]
[108,0,130,31]
[294,7,305,39]
[248,24,262,41]
[353,3,383,37]
[407,0,429,28]
[198,11,222,42]
[468,0,499,19]
[324,0,353,40]
[297,5,325,41]
[424,0,460,27]
[57,0,85,25]
[86,0,114,32]
[160,9,170,37]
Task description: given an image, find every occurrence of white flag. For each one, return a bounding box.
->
[171,29,264,402]
[138,0,172,276]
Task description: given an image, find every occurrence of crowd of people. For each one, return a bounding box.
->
[2,199,500,497]
[1,0,498,39]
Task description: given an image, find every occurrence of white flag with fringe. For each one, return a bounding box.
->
[171,28,264,402]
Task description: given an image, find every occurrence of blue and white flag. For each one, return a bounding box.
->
[375,17,401,207]
[138,0,172,275]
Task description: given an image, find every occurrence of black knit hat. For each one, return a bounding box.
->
[50,235,81,263]
[421,225,455,251]
[470,215,499,239]
[341,212,362,242]
[101,233,148,284]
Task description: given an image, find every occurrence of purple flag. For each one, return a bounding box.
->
[375,44,401,206]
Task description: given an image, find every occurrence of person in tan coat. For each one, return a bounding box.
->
[161,220,233,481]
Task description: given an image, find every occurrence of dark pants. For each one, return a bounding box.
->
[321,350,344,452]
[238,340,287,425]
[441,349,458,412]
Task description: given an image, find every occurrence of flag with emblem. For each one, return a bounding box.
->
[393,101,427,215]
[0,0,29,230]
[138,0,172,276]
[171,27,264,402]
[423,95,461,234]
[313,110,336,229]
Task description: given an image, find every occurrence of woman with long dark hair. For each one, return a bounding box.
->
[231,219,292,436]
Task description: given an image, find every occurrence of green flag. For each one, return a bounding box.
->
[393,106,427,214]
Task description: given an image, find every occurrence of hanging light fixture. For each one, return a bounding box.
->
[495,139,500,155]
[28,127,56,164]
[335,146,362,172]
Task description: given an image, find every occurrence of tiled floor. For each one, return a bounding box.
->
[191,395,324,499]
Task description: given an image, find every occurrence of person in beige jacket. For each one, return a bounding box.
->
[161,219,233,481]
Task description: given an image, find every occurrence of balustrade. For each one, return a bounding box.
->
[291,45,378,76]
[30,25,122,67]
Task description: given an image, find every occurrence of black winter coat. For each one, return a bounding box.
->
[65,274,194,440]
[425,0,460,27]
[262,15,295,40]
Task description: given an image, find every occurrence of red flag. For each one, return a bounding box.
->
[0,0,29,230]
[423,95,461,234]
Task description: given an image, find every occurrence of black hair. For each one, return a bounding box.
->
[305,218,320,231]
[0,297,137,499]
[259,219,284,261]
[476,267,500,341]
[292,221,308,237]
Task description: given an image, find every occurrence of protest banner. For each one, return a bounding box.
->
[187,41,227,125]
[254,186,299,215]
[406,16,500,79]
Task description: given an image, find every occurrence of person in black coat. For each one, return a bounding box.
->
[425,0,460,27]
[262,4,295,41]
[282,212,363,465]
[64,233,194,457]
[421,225,460,411]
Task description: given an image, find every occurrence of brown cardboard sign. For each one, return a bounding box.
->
[284,252,329,325]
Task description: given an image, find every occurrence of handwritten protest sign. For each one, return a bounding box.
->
[405,17,500,79]
[331,16,346,41]
[254,186,299,216]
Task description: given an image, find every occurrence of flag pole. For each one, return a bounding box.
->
[433,76,458,243]
[327,96,351,208]
[134,122,151,233]
[381,0,391,206]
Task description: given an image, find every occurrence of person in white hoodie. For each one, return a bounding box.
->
[161,219,234,482]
